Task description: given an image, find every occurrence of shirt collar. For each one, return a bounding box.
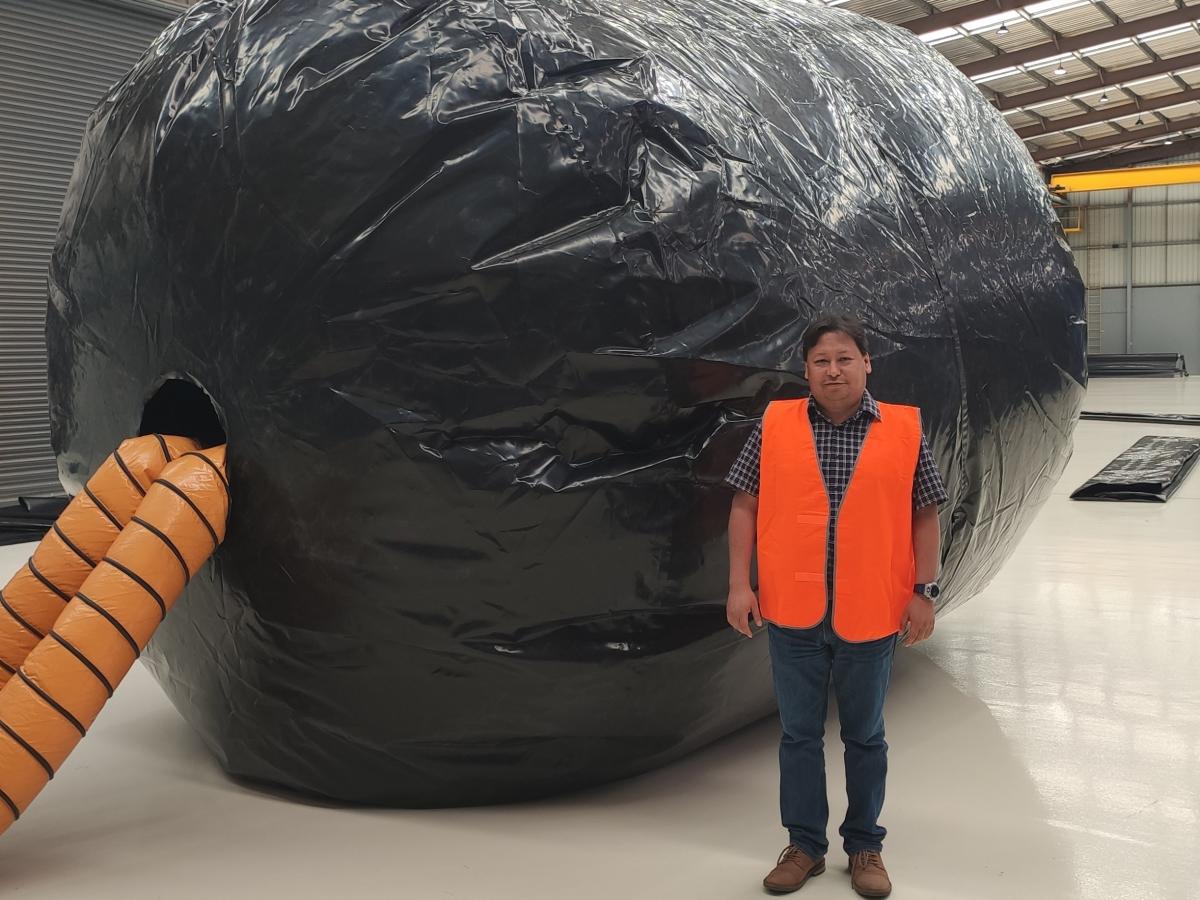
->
[808,390,881,425]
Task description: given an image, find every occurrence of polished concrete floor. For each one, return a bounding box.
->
[0,376,1196,899]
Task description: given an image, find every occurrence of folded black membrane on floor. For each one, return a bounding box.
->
[1086,354,1188,377]
[1081,411,1200,426]
[0,498,70,547]
[1071,436,1200,502]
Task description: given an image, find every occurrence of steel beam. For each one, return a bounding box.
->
[1049,163,1200,193]
[997,50,1200,111]
[961,7,1200,79]
[1016,86,1200,138]
[899,0,1027,33]
[1032,112,1200,161]
[1046,135,1200,172]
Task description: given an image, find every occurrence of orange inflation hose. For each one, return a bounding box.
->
[0,442,228,834]
[0,435,201,686]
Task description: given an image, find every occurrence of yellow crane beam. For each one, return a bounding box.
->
[1049,163,1200,194]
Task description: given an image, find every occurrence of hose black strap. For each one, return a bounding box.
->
[49,631,114,697]
[0,717,54,780]
[0,787,19,822]
[53,523,96,568]
[75,592,140,659]
[15,669,87,738]
[182,451,230,497]
[155,479,219,550]
[113,450,147,496]
[131,516,192,583]
[27,558,70,602]
[154,433,173,463]
[84,485,123,531]
[101,557,167,620]
[0,590,44,639]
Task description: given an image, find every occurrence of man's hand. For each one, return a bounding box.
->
[726,584,762,638]
[900,594,935,647]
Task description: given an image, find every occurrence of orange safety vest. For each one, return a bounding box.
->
[757,398,921,642]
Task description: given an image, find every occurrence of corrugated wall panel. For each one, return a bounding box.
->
[1134,245,1167,285]
[1134,204,1168,244]
[1166,245,1200,284]
[1163,201,1200,284]
[1167,201,1200,239]
[1068,186,1200,287]
[1088,207,1128,247]
[0,0,173,505]
[1076,188,1125,206]
[1165,183,1200,202]
[1099,247,1128,287]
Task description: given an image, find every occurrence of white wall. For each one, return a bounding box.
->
[1068,183,1200,288]
[1066,179,1200,359]
[1098,286,1200,370]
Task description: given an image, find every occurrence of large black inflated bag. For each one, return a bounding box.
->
[47,0,1086,804]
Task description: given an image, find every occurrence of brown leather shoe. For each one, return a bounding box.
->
[848,850,892,898]
[763,844,826,893]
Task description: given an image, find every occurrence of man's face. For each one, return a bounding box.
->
[803,331,872,410]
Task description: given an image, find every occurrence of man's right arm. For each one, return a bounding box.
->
[724,422,764,637]
[726,490,762,637]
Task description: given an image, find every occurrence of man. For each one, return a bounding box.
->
[725,313,947,898]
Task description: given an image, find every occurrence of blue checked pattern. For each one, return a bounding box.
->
[725,392,947,598]
[725,392,947,509]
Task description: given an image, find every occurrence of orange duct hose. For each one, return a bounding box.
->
[0,435,200,687]
[0,444,228,834]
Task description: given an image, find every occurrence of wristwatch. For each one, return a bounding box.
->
[914,582,940,600]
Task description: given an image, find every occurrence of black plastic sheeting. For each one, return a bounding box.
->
[1086,353,1188,377]
[1082,411,1200,426]
[46,0,1085,805]
[1071,436,1200,502]
[0,498,69,547]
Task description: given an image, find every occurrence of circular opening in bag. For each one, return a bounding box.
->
[138,377,227,448]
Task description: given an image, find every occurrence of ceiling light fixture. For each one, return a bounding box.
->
[1136,115,1145,126]
[1054,61,1067,76]
[1099,92,1110,103]
[1165,138,1175,145]
[997,22,1009,35]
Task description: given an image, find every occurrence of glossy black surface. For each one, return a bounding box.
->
[1070,436,1200,502]
[47,0,1086,804]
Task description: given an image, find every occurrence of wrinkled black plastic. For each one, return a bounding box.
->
[47,0,1085,804]
[1081,411,1200,426]
[1086,353,1188,377]
[0,498,66,546]
[1071,436,1200,502]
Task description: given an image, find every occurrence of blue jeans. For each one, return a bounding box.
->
[767,620,897,859]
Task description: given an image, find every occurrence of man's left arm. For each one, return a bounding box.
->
[902,504,940,646]
[901,422,948,647]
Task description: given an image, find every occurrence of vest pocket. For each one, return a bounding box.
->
[793,572,823,582]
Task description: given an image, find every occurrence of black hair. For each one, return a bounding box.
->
[801,313,869,360]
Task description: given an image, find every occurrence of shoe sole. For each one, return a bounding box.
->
[851,881,891,898]
[763,859,826,894]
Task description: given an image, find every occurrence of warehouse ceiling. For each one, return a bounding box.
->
[825,0,1200,173]
[122,0,1200,174]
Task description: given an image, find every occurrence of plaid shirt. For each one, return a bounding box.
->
[725,391,948,595]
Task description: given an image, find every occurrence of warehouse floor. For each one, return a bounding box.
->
[0,376,1196,900]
